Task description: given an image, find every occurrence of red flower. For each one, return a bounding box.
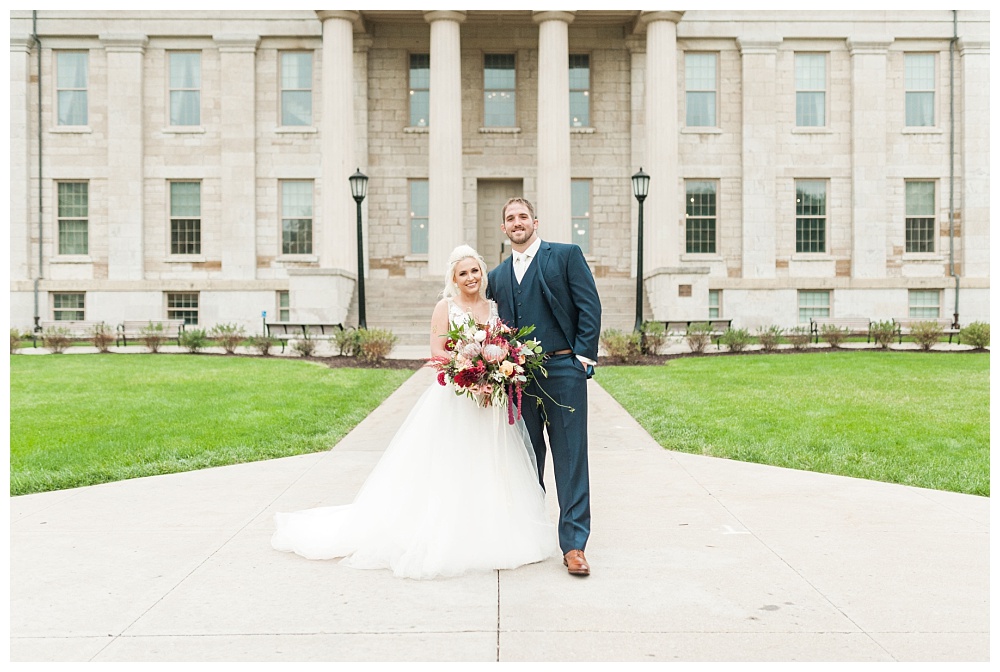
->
[454,361,485,388]
[437,370,447,386]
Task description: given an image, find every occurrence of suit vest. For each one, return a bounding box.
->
[512,258,571,353]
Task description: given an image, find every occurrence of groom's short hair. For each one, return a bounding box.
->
[501,197,536,222]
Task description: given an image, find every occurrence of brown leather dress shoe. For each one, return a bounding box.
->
[563,549,590,576]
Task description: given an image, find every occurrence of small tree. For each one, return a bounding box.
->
[755,325,784,352]
[685,322,713,354]
[719,327,753,353]
[869,320,897,350]
[179,328,209,353]
[357,328,398,365]
[786,326,812,350]
[600,328,641,364]
[210,323,246,354]
[90,322,115,353]
[140,322,167,353]
[820,324,849,348]
[959,322,990,349]
[42,326,72,354]
[639,320,667,355]
[910,321,943,351]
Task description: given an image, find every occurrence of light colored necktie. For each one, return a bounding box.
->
[514,254,525,283]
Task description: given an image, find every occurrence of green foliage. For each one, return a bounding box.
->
[334,328,363,356]
[755,325,784,352]
[42,326,72,354]
[291,337,318,358]
[960,321,990,349]
[910,321,943,351]
[870,320,897,349]
[248,334,278,356]
[597,352,990,496]
[820,324,850,348]
[179,328,209,353]
[9,355,413,495]
[720,327,753,353]
[639,320,667,355]
[685,322,713,354]
[600,328,642,364]
[210,322,246,354]
[140,322,167,353]
[89,323,115,353]
[10,329,27,354]
[786,326,812,350]
[356,328,398,365]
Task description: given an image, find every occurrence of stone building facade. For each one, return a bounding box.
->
[8,10,990,336]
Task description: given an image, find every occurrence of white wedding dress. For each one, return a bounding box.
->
[271,299,558,579]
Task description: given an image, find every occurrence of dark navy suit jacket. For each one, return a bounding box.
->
[487,240,602,362]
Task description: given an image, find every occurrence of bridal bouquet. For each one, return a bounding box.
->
[428,314,545,424]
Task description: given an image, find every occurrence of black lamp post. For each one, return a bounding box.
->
[349,168,369,329]
[631,167,650,333]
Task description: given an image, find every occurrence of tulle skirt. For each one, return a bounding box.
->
[271,380,558,579]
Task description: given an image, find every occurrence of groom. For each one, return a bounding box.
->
[487,197,602,577]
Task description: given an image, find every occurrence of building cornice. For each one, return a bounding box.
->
[212,34,260,53]
[846,37,894,55]
[10,34,35,53]
[99,34,148,53]
[958,39,989,56]
[736,37,782,55]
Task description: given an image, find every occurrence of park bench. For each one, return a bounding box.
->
[116,319,186,347]
[892,317,960,344]
[32,320,103,347]
[809,317,872,344]
[660,318,734,349]
[265,322,344,352]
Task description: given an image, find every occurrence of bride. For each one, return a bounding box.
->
[271,245,558,579]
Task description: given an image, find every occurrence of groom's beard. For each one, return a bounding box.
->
[504,228,535,246]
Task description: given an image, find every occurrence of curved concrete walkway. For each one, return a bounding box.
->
[9,365,989,662]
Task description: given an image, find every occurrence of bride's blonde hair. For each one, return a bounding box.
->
[442,245,489,300]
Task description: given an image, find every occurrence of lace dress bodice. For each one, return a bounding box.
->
[447,298,499,328]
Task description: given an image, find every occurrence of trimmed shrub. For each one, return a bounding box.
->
[910,321,943,351]
[820,324,850,348]
[601,328,642,364]
[786,326,812,350]
[720,327,753,353]
[248,334,278,356]
[334,328,363,356]
[870,320,897,350]
[42,326,72,354]
[685,322,713,354]
[357,328,398,365]
[756,325,784,352]
[960,321,990,349]
[639,320,667,355]
[90,322,115,353]
[140,322,167,353]
[180,328,209,353]
[291,338,318,358]
[210,323,246,354]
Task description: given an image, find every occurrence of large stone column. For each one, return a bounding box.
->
[424,11,465,276]
[214,34,260,280]
[10,35,33,284]
[534,10,574,243]
[101,34,148,281]
[736,36,782,279]
[847,38,893,278]
[317,11,358,272]
[959,39,989,282]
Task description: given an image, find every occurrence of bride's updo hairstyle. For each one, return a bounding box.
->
[442,245,489,300]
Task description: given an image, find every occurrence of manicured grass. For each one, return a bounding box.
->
[9,355,413,495]
[597,351,989,496]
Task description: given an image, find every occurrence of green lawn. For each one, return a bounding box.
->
[9,355,413,495]
[597,351,989,496]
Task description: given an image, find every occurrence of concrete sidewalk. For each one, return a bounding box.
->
[9,367,989,662]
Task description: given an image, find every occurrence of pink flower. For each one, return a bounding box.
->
[482,342,508,364]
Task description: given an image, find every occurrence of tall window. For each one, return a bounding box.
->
[52,293,85,321]
[281,181,313,255]
[56,51,88,126]
[278,291,290,322]
[484,54,516,127]
[685,53,717,127]
[798,290,830,323]
[909,290,941,318]
[167,292,199,325]
[57,182,88,255]
[571,179,591,254]
[569,54,590,127]
[281,52,313,126]
[409,180,429,255]
[170,182,201,255]
[795,53,826,127]
[905,181,935,253]
[169,52,201,126]
[905,54,935,127]
[708,290,721,319]
[795,180,826,253]
[685,180,717,254]
[409,54,430,127]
